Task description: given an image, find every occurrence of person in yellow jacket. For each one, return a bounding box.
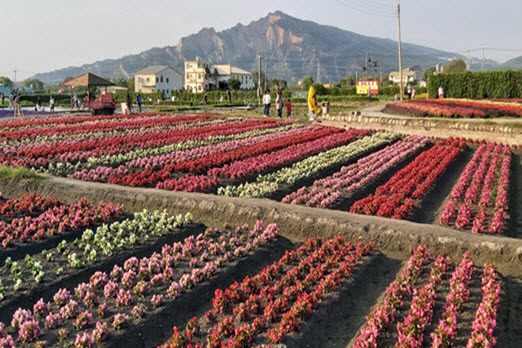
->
[307,85,320,121]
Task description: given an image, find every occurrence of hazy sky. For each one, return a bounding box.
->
[1,0,521,80]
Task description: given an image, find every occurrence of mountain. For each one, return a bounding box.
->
[33,11,461,84]
[502,56,522,70]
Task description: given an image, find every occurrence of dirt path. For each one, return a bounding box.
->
[508,152,522,238]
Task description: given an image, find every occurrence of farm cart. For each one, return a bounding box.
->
[63,72,115,115]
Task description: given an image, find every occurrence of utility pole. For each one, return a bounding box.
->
[316,60,321,84]
[482,48,485,72]
[258,53,262,104]
[396,0,404,101]
[13,68,18,89]
[264,59,267,91]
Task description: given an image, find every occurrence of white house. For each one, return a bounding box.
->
[134,65,183,96]
[184,60,254,93]
[212,64,254,90]
[388,69,417,85]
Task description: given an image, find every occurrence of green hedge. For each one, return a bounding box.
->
[427,70,522,99]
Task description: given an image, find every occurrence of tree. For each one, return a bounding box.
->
[269,78,287,91]
[423,67,436,81]
[338,75,355,88]
[0,76,13,88]
[23,78,44,92]
[444,59,467,74]
[301,75,314,91]
[227,78,242,90]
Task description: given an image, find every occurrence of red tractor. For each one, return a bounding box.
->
[89,93,115,116]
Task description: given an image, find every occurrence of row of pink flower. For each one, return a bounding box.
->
[353,247,501,348]
[108,125,342,188]
[70,124,313,182]
[282,135,429,208]
[466,264,501,347]
[396,254,450,347]
[0,193,60,218]
[0,198,123,249]
[208,128,372,181]
[431,253,475,347]
[0,221,279,346]
[439,143,512,233]
[0,113,206,142]
[352,245,430,348]
[350,139,465,220]
[1,118,280,168]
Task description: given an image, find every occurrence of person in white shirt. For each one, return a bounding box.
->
[262,90,271,117]
[438,86,444,99]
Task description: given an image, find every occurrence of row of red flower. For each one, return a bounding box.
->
[281,135,429,209]
[439,143,512,234]
[350,139,465,219]
[161,237,373,347]
[0,193,60,218]
[0,197,122,249]
[0,221,278,346]
[157,128,371,192]
[0,113,207,142]
[0,112,168,132]
[384,98,522,118]
[0,118,280,168]
[109,126,350,188]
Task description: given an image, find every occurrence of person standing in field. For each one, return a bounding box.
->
[438,86,444,99]
[227,89,232,104]
[307,85,319,121]
[276,91,283,118]
[411,87,416,100]
[262,90,271,117]
[136,93,143,113]
[126,91,133,114]
[14,93,21,117]
[285,98,292,117]
[49,96,55,112]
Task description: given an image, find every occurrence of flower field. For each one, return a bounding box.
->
[383,98,522,118]
[0,190,511,347]
[0,113,517,234]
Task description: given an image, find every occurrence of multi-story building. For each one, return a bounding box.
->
[388,69,417,85]
[134,65,183,96]
[184,60,254,93]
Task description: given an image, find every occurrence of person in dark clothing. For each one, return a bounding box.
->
[136,93,143,113]
[126,91,132,114]
[276,91,283,118]
[227,89,232,104]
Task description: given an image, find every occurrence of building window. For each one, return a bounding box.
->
[156,77,159,83]
[146,77,150,82]
[166,77,169,83]
[160,76,164,83]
